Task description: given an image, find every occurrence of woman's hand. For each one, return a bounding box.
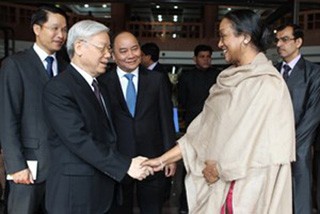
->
[202,160,219,184]
[141,157,165,172]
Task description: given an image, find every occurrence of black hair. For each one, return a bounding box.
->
[141,42,160,62]
[223,9,272,52]
[194,44,213,56]
[276,23,304,40]
[30,5,68,29]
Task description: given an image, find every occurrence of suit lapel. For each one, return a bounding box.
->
[99,85,117,134]
[68,65,111,129]
[136,67,150,117]
[286,58,306,87]
[27,48,51,84]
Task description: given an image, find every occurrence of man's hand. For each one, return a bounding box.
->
[202,160,219,184]
[12,168,34,184]
[128,156,154,180]
[164,163,176,177]
[141,157,165,172]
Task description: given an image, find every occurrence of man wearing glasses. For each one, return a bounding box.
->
[275,23,320,214]
[42,21,152,214]
[0,5,68,214]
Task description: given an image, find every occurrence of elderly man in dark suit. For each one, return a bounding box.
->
[275,23,320,214]
[99,31,176,214]
[42,21,152,214]
[0,5,68,214]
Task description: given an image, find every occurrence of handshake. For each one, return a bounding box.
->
[127,156,176,180]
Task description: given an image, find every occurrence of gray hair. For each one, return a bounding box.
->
[66,20,110,58]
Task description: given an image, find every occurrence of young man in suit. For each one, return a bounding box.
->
[0,5,68,214]
[42,21,152,214]
[99,31,176,214]
[140,42,168,74]
[275,23,320,214]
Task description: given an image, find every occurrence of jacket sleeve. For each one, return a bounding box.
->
[0,57,28,174]
[43,79,131,182]
[295,63,320,149]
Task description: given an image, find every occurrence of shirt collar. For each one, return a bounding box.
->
[33,43,56,62]
[282,54,301,70]
[116,66,139,79]
[71,62,95,89]
[148,61,158,70]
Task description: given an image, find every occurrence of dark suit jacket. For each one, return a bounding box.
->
[0,47,67,183]
[43,65,131,214]
[277,57,320,151]
[178,66,219,126]
[153,62,168,74]
[98,66,176,159]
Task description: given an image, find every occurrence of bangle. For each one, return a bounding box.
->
[159,159,165,169]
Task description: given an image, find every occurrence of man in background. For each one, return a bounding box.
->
[177,44,220,213]
[141,42,168,74]
[0,5,68,214]
[178,44,220,128]
[275,23,320,214]
[99,31,176,214]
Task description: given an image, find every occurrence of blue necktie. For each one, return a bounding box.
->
[45,56,54,78]
[124,73,136,117]
[282,64,291,82]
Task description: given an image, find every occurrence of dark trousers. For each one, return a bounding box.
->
[292,147,313,214]
[6,181,46,214]
[315,150,320,214]
[179,167,188,213]
[110,173,166,214]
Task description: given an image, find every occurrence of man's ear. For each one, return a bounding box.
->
[74,40,83,57]
[33,24,41,36]
[295,37,303,49]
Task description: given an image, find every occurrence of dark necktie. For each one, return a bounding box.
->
[282,64,291,82]
[92,79,103,107]
[45,56,54,78]
[124,73,136,117]
[92,79,110,119]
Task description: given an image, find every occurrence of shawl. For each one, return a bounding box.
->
[178,53,295,213]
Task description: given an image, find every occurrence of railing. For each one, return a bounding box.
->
[127,21,203,39]
[273,9,320,30]
[299,10,320,30]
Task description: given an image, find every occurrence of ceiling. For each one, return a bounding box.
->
[16,0,320,24]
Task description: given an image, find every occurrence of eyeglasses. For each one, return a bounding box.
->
[274,36,296,44]
[41,25,68,34]
[82,40,112,54]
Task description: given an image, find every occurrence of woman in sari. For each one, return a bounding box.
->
[143,9,295,214]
